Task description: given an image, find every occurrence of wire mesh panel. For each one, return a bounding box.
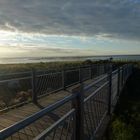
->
[91,64,99,78]
[36,72,63,97]
[81,66,91,81]
[34,109,76,140]
[92,64,107,78]
[0,72,31,81]
[111,73,118,106]
[0,75,32,110]
[65,68,80,87]
[98,65,105,76]
[83,81,109,139]
[124,65,130,82]
[83,75,108,98]
[119,68,123,90]
[104,64,110,74]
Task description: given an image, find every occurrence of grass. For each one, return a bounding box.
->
[0,61,83,74]
[0,59,134,74]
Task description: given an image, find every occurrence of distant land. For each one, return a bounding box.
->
[0,55,140,64]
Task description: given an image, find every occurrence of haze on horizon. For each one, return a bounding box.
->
[0,0,140,58]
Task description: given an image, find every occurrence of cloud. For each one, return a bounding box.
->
[0,44,99,58]
[0,0,139,40]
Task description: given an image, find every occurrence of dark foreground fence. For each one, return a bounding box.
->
[0,64,110,111]
[0,64,132,140]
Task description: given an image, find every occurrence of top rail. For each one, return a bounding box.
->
[84,81,109,103]
[84,74,108,91]
[34,109,76,140]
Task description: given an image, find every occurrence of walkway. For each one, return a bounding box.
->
[0,74,107,140]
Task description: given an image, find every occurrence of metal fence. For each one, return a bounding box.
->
[0,64,133,140]
[0,64,110,111]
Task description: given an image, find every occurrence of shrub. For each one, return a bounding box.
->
[110,119,135,140]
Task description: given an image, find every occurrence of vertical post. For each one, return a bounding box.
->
[32,69,37,104]
[95,64,98,76]
[125,66,127,82]
[108,64,112,115]
[122,66,124,86]
[119,67,122,90]
[102,64,105,74]
[96,64,98,76]
[90,64,93,79]
[124,66,126,83]
[72,85,84,140]
[62,69,66,90]
[79,66,82,83]
[98,64,100,76]
[117,67,120,97]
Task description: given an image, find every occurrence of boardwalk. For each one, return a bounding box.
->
[0,75,106,139]
[0,64,132,140]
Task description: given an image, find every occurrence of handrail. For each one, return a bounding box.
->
[84,81,109,103]
[0,76,32,83]
[33,109,76,140]
[0,71,31,77]
[0,64,106,80]
[84,74,108,91]
[112,69,118,75]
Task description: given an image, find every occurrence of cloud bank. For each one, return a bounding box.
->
[0,0,139,40]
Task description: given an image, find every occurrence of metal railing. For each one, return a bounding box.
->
[0,64,110,111]
[0,64,133,140]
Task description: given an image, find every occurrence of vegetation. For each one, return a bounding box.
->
[0,59,133,74]
[0,61,83,74]
[105,66,140,140]
[110,119,134,140]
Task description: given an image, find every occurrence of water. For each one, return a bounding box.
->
[0,55,140,64]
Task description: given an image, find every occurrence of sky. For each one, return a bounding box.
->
[0,0,140,58]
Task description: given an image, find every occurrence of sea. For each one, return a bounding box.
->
[0,55,140,64]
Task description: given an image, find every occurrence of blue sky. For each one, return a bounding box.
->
[0,0,140,57]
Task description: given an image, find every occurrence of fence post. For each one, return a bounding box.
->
[97,64,100,76]
[122,66,124,86]
[108,65,112,115]
[90,64,93,79]
[124,66,126,83]
[79,66,82,83]
[72,85,84,140]
[32,69,37,104]
[62,69,66,90]
[117,67,120,97]
[124,66,126,84]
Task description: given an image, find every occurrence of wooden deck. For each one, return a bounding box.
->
[0,75,108,140]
